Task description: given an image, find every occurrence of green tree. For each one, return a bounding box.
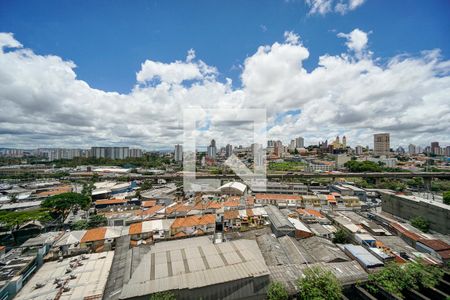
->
[149,291,176,300]
[344,160,383,172]
[267,282,289,300]
[297,266,342,300]
[410,216,430,233]
[87,214,107,228]
[332,229,350,244]
[443,191,450,205]
[71,220,89,230]
[41,192,90,222]
[367,261,443,298]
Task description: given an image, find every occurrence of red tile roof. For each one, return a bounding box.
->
[224,210,239,220]
[141,200,156,208]
[390,222,423,241]
[129,222,143,235]
[95,199,127,205]
[171,215,216,228]
[81,227,107,243]
[138,205,164,216]
[437,249,450,260]
[255,193,302,201]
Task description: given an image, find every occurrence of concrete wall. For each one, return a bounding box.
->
[380,192,450,234]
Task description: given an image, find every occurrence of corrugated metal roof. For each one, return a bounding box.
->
[119,236,269,298]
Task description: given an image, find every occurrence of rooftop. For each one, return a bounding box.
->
[119,236,269,298]
[15,252,114,300]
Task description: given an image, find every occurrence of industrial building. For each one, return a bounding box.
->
[119,236,270,299]
[265,205,295,237]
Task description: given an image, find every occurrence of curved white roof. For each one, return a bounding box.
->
[218,181,247,193]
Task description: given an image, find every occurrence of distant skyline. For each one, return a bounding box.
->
[0,0,449,149]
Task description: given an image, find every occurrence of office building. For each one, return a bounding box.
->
[295,136,304,148]
[373,133,390,156]
[431,142,439,155]
[174,144,183,162]
[355,145,363,155]
[207,139,217,159]
[408,144,416,155]
[225,144,233,158]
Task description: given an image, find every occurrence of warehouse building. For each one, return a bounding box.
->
[265,205,295,237]
[119,236,270,299]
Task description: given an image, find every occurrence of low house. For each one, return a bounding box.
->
[170,215,216,237]
[94,198,128,209]
[129,219,175,245]
[416,239,450,263]
[265,205,295,237]
[297,208,330,224]
[224,210,241,230]
[343,244,384,270]
[255,194,302,207]
[288,217,313,239]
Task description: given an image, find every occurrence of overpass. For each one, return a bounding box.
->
[134,172,450,180]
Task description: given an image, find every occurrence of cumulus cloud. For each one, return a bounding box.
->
[305,0,366,15]
[0,30,449,150]
[337,28,369,57]
[0,32,23,51]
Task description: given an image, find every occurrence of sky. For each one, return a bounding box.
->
[0,0,449,150]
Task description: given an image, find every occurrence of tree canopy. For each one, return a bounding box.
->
[267,282,289,300]
[41,192,90,221]
[344,160,383,172]
[332,228,350,244]
[367,261,443,298]
[297,266,342,300]
[443,191,450,205]
[410,216,430,233]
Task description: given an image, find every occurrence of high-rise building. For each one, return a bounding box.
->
[408,144,416,155]
[445,146,450,156]
[174,144,183,162]
[431,142,440,155]
[289,140,296,151]
[129,148,143,158]
[373,133,390,156]
[295,137,304,148]
[207,139,217,159]
[355,145,363,155]
[342,136,347,148]
[225,144,233,158]
[90,147,131,159]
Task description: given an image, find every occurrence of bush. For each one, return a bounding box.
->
[443,191,450,205]
[410,216,430,233]
[150,291,176,300]
[367,261,443,298]
[297,266,342,300]
[332,229,350,244]
[267,282,289,300]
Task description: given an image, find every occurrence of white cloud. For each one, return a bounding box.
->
[305,0,333,15]
[0,32,23,51]
[337,28,369,57]
[0,30,449,150]
[284,31,301,45]
[305,0,366,15]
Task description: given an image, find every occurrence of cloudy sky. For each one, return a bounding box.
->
[0,0,449,150]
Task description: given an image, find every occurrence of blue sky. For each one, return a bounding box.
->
[1,0,449,93]
[0,0,449,149]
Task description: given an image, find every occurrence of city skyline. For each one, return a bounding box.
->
[0,1,449,149]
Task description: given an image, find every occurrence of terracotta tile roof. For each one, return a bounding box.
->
[297,208,324,218]
[193,201,222,210]
[326,195,336,202]
[223,200,240,207]
[418,239,450,251]
[227,196,241,201]
[246,196,255,205]
[171,215,215,228]
[246,209,254,217]
[95,199,127,205]
[35,185,72,197]
[138,205,164,216]
[166,203,193,214]
[224,210,239,220]
[174,231,187,238]
[129,222,143,235]
[81,227,107,243]
[141,200,156,208]
[255,193,302,201]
